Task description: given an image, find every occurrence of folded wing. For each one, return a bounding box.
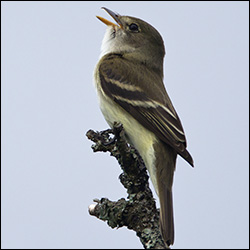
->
[99,54,194,167]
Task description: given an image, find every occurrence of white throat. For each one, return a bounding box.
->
[99,26,135,58]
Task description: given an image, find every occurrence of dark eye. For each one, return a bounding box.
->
[129,23,139,32]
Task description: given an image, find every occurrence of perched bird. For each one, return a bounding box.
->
[94,7,194,246]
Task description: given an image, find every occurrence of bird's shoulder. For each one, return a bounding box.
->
[98,53,168,105]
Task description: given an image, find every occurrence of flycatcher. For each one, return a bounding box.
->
[94,7,194,246]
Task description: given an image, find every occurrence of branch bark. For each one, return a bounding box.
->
[86,122,168,249]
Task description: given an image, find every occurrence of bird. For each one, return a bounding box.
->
[93,7,194,246]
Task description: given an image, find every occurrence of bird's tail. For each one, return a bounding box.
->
[158,182,174,246]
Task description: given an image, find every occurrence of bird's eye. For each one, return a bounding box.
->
[129,23,139,32]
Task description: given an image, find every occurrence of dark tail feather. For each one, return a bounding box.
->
[159,185,174,246]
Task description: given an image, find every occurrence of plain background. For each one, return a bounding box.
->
[1,1,249,249]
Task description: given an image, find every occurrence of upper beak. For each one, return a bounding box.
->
[96,7,123,28]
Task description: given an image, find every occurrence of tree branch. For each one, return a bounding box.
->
[86,122,168,249]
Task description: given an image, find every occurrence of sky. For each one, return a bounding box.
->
[1,1,249,249]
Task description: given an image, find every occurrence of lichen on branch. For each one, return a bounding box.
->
[86,122,168,249]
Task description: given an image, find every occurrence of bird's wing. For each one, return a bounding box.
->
[98,54,194,167]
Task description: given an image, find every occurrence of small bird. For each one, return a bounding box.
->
[94,7,194,246]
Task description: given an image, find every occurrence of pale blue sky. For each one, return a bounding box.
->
[2,1,249,249]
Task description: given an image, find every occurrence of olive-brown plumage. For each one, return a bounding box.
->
[94,7,194,246]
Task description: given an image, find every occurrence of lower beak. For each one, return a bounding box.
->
[96,7,123,28]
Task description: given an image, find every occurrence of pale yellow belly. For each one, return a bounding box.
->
[98,92,159,194]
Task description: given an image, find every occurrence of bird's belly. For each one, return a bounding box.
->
[98,93,159,194]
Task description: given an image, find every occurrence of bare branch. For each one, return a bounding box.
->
[86,122,168,249]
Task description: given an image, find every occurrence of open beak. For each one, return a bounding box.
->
[96,7,123,28]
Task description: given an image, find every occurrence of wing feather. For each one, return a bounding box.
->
[98,54,194,166]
